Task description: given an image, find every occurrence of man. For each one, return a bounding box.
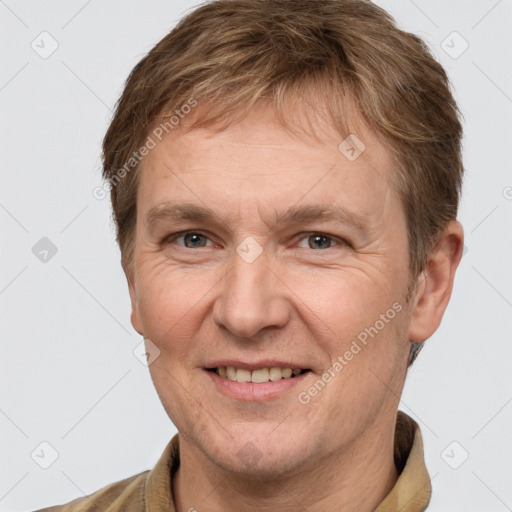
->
[36,0,464,510]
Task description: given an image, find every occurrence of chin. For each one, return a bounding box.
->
[199,427,314,479]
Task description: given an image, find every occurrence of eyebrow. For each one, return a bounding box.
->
[145,202,371,234]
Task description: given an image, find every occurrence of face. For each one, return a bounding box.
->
[126,102,415,478]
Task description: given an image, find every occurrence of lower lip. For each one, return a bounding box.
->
[205,370,310,401]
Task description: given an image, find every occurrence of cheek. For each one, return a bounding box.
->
[136,259,206,341]
[301,270,409,380]
[296,264,401,333]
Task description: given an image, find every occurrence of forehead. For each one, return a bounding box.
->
[136,102,399,227]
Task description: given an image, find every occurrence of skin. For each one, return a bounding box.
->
[124,101,464,512]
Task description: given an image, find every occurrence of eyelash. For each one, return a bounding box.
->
[162,231,349,251]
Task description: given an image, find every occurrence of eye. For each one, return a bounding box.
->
[163,231,348,251]
[297,233,345,250]
[165,231,213,248]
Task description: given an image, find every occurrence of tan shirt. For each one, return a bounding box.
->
[35,411,431,511]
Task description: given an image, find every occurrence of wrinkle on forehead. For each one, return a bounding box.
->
[138,100,402,238]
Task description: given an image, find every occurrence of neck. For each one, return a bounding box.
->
[172,417,399,512]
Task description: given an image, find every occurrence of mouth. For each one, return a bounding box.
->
[206,366,311,383]
[203,356,316,401]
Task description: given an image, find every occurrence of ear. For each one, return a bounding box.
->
[122,258,143,336]
[408,220,464,343]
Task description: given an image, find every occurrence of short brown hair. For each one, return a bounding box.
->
[102,0,464,362]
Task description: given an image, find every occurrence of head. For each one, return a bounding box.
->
[102,0,464,478]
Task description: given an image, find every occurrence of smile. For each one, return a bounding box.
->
[208,366,311,383]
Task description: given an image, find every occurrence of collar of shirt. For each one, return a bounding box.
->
[35,410,431,511]
[144,410,432,512]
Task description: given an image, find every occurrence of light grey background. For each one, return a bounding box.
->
[1,1,511,511]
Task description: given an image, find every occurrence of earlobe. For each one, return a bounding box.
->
[130,309,143,336]
[122,258,144,336]
[407,220,464,343]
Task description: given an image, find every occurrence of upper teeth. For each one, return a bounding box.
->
[217,366,303,383]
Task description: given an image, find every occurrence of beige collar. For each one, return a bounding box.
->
[145,410,431,511]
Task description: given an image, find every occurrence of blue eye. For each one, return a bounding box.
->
[174,232,211,248]
[164,231,347,250]
[298,233,339,250]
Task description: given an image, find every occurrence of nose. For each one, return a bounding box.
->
[212,248,291,339]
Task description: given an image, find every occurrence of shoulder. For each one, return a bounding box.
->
[32,469,150,512]
[32,434,180,512]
